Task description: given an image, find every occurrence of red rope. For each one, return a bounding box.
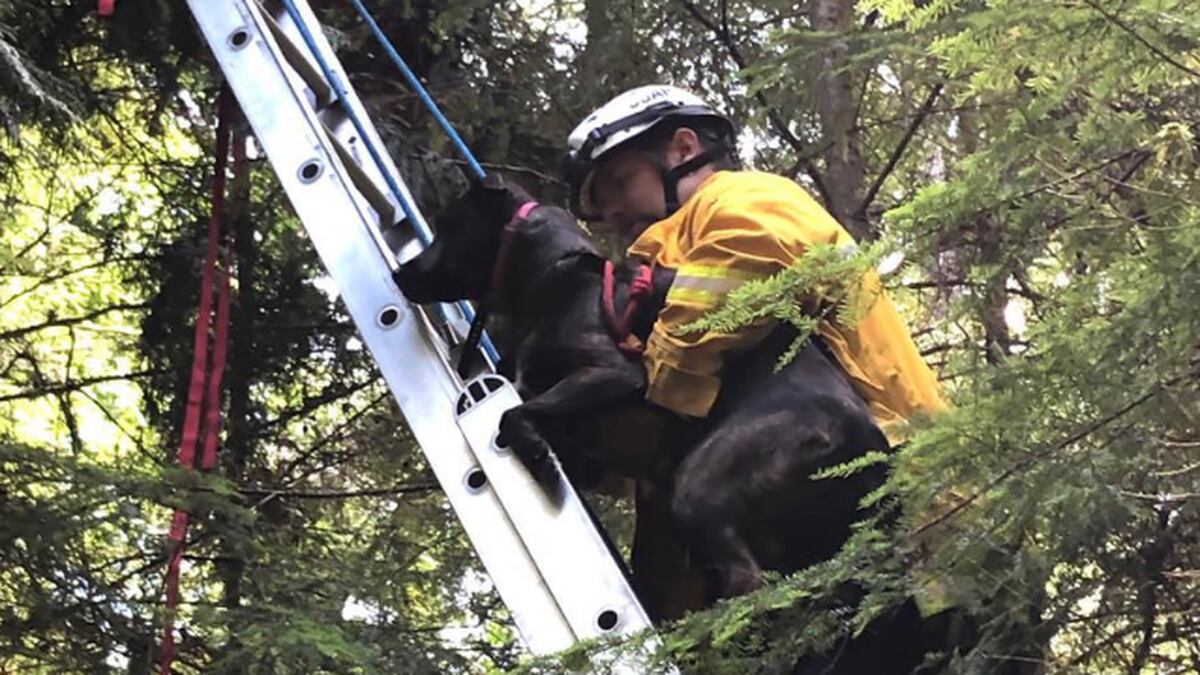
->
[200,132,242,472]
[602,260,654,355]
[98,0,115,17]
[159,89,235,675]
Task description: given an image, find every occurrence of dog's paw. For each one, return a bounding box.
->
[498,410,563,502]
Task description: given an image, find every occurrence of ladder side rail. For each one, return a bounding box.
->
[186,0,577,652]
[188,3,667,667]
[266,0,495,372]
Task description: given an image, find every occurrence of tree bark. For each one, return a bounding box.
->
[977,213,1012,365]
[959,103,1010,364]
[217,121,255,671]
[808,0,870,240]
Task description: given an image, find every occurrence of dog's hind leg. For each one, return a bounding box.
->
[668,405,847,602]
[668,425,771,601]
[631,480,709,620]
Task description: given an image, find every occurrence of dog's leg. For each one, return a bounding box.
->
[631,480,708,621]
[498,367,644,500]
[670,409,846,602]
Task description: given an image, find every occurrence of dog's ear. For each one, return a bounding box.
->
[468,173,533,213]
[467,173,511,213]
[478,172,508,192]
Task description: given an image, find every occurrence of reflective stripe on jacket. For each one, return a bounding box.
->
[627,170,947,442]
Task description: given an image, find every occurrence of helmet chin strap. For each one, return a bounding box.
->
[658,146,725,216]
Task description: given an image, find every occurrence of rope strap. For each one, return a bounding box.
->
[159,89,237,675]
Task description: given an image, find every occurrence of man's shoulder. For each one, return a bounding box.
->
[698,170,845,242]
[704,170,817,205]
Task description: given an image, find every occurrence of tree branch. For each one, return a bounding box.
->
[0,254,152,311]
[1079,0,1200,79]
[0,302,149,342]
[0,369,167,403]
[441,157,564,186]
[858,82,943,216]
[255,377,377,433]
[911,373,1188,537]
[279,390,392,483]
[60,329,84,455]
[674,0,833,206]
[237,481,439,500]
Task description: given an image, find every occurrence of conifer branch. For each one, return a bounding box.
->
[858,82,943,216]
[237,482,439,500]
[1079,0,1200,79]
[0,369,167,403]
[674,0,834,207]
[0,302,149,342]
[912,373,1189,537]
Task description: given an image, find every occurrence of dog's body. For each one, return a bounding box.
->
[396,177,951,671]
[397,175,887,593]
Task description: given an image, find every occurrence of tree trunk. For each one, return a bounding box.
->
[808,0,870,240]
[217,121,255,671]
[959,103,1011,364]
[977,213,1012,364]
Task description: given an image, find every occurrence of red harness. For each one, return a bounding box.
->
[467,201,651,368]
[491,200,539,291]
[603,260,654,356]
[456,200,538,377]
[160,89,236,675]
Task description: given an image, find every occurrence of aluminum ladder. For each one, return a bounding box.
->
[185,0,659,662]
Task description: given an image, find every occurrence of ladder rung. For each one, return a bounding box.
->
[258,0,400,227]
[257,0,335,109]
[322,120,398,226]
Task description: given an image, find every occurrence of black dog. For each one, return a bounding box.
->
[395,174,898,607]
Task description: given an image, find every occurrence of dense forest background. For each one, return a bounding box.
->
[2,0,1198,673]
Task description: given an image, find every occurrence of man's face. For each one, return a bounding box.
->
[588,148,666,243]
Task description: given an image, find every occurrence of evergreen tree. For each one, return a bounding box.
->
[2,1,1198,672]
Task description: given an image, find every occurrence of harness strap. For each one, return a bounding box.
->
[456,200,538,378]
[491,201,538,291]
[602,260,654,356]
[160,89,234,675]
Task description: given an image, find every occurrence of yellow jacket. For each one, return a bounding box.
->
[628,170,947,442]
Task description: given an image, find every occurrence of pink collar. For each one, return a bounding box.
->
[490,201,539,293]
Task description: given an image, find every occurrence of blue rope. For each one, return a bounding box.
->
[278,0,499,364]
[279,0,428,242]
[346,0,487,181]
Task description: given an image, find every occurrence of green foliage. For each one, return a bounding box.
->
[682,242,885,371]
[4,0,1200,673]
[811,450,890,482]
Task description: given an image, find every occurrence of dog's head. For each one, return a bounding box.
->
[395,174,530,303]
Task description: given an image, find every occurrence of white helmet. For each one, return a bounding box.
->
[564,84,735,220]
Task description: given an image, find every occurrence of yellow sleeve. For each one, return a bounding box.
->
[642,197,832,417]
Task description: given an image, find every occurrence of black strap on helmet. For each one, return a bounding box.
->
[660,146,726,215]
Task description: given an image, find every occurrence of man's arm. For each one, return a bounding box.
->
[641,200,837,418]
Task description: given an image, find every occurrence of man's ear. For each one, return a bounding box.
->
[668,127,703,164]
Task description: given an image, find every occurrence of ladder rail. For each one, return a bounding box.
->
[188,0,577,653]
[185,0,666,665]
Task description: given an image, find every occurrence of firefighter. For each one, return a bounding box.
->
[564,84,947,444]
